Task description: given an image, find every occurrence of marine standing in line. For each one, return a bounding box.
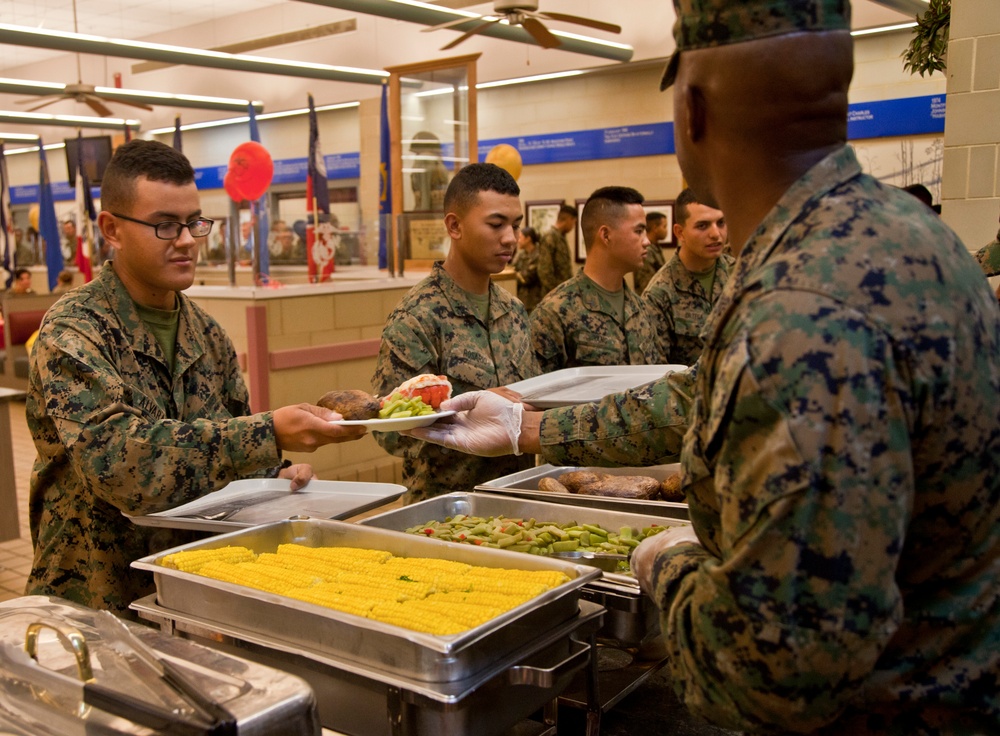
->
[536,203,578,299]
[633,210,670,294]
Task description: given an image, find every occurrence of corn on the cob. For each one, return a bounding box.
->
[160,546,256,572]
[163,543,569,636]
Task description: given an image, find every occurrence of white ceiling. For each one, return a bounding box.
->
[0,0,922,143]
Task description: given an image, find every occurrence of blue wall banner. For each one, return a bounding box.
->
[9,95,945,205]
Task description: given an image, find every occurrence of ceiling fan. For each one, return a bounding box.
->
[423,0,622,51]
[15,0,153,117]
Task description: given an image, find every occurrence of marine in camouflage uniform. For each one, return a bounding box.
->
[974,230,1000,277]
[539,146,1000,731]
[511,246,542,312]
[642,250,733,366]
[529,271,663,373]
[26,264,283,614]
[373,262,538,502]
[633,238,667,294]
[537,226,573,298]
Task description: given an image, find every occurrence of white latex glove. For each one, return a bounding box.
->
[405,390,523,457]
[630,523,700,593]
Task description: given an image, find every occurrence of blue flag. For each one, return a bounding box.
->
[172,116,182,152]
[378,81,392,271]
[248,103,270,279]
[0,142,13,288]
[38,140,63,292]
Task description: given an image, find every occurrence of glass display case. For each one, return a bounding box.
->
[386,54,479,274]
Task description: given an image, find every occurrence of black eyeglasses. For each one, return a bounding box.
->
[112,212,214,240]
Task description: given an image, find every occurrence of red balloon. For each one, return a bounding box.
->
[228,141,274,201]
[223,171,246,203]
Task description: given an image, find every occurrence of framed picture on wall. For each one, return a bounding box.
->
[575,199,587,263]
[525,200,563,239]
[643,200,676,247]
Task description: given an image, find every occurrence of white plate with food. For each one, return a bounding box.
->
[318,374,456,432]
[330,410,456,432]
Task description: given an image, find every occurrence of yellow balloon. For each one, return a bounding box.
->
[28,204,39,231]
[485,144,523,181]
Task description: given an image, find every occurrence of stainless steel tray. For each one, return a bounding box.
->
[133,595,603,736]
[506,364,686,408]
[476,463,689,519]
[359,492,690,589]
[124,478,405,533]
[0,596,319,736]
[131,518,599,684]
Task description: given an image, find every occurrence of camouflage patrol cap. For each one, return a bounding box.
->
[660,0,852,90]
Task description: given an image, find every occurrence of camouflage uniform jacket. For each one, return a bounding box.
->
[539,146,1000,733]
[537,227,573,297]
[373,263,539,502]
[974,233,1000,277]
[511,247,542,312]
[634,242,667,294]
[25,264,281,614]
[642,251,733,366]
[529,271,663,374]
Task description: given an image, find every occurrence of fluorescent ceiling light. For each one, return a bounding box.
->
[0,23,389,85]
[477,70,586,89]
[146,102,360,134]
[3,142,66,155]
[851,22,919,36]
[0,77,263,113]
[0,131,43,141]
[0,110,140,130]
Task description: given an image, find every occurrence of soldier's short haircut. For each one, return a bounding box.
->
[558,204,578,220]
[646,211,667,228]
[100,140,196,214]
[444,162,520,216]
[674,188,702,227]
[581,186,644,249]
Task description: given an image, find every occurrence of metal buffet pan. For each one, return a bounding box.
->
[476,463,689,520]
[133,595,603,736]
[131,518,600,685]
[0,595,319,736]
[360,492,690,647]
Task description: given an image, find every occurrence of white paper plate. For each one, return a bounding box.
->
[331,410,456,432]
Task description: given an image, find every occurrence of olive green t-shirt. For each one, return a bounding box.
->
[590,279,626,323]
[134,299,180,374]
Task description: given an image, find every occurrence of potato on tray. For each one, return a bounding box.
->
[534,470,683,502]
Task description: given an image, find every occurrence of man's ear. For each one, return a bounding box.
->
[444,212,461,240]
[673,222,684,244]
[97,211,123,254]
[682,84,707,144]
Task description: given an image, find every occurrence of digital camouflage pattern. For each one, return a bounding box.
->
[26,265,281,614]
[541,146,1000,732]
[661,0,850,89]
[633,241,667,294]
[511,246,542,312]
[643,251,733,366]
[530,271,663,374]
[537,227,573,298]
[975,233,1000,277]
[373,263,539,502]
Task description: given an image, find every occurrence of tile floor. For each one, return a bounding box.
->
[0,398,35,603]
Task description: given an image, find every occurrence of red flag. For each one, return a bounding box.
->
[305,95,336,283]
